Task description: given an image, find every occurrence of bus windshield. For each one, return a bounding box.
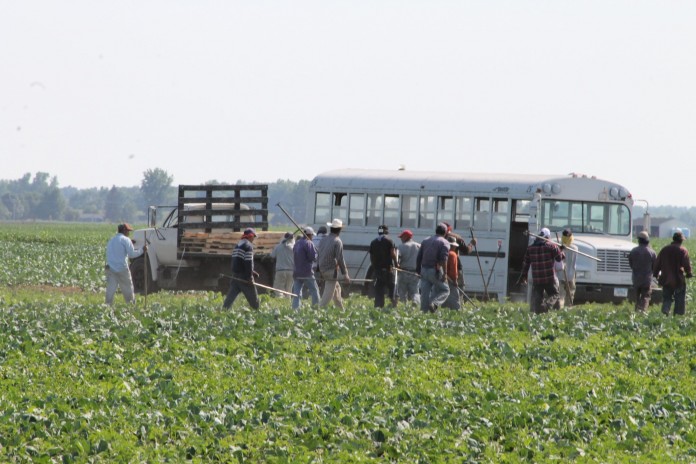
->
[541,200,631,236]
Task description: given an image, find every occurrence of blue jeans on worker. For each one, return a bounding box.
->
[661,286,686,315]
[292,277,320,309]
[419,267,449,312]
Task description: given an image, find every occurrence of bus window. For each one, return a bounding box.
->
[437,196,454,227]
[367,194,383,226]
[587,204,605,233]
[455,196,472,229]
[610,204,631,235]
[474,197,490,230]
[401,195,418,228]
[492,198,508,231]
[315,192,331,223]
[349,193,366,226]
[419,195,436,229]
[333,193,348,223]
[384,195,399,227]
[513,200,530,223]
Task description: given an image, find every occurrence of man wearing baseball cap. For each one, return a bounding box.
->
[105,223,147,305]
[223,227,260,310]
[628,230,656,312]
[416,223,451,313]
[397,229,421,306]
[518,227,565,314]
[654,230,693,316]
[316,218,351,309]
[369,225,398,308]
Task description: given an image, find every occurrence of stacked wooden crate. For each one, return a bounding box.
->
[181,231,287,255]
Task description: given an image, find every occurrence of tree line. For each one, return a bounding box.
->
[0,168,310,226]
[3,170,694,228]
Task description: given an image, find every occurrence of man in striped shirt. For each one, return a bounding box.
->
[519,227,564,314]
[223,228,260,310]
[316,218,351,309]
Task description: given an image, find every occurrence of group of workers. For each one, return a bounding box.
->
[517,227,692,316]
[223,219,479,313]
[104,220,692,316]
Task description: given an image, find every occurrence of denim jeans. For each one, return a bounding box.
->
[419,267,449,312]
[292,277,320,310]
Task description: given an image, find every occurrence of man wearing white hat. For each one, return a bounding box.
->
[519,227,564,314]
[316,218,351,308]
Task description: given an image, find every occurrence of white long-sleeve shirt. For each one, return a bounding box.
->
[106,233,144,272]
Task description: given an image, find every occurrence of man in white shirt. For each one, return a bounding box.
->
[105,223,147,305]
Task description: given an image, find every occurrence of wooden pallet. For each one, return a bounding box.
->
[181,231,286,255]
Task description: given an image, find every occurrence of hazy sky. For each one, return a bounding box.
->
[2,1,695,206]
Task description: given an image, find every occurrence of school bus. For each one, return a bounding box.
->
[307,168,637,303]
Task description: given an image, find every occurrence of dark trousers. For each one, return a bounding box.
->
[661,286,686,315]
[374,269,396,308]
[633,284,652,312]
[530,281,560,314]
[223,277,259,309]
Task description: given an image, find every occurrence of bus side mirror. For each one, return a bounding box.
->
[148,206,157,228]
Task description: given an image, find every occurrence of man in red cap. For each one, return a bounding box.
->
[223,228,260,310]
[396,229,420,306]
[105,223,147,305]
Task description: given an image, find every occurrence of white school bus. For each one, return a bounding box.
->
[307,168,637,303]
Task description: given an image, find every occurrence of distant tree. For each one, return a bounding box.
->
[141,168,174,208]
[34,186,67,220]
[269,179,309,225]
[104,186,126,222]
[1,193,21,219]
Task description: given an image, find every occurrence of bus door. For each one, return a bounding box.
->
[508,199,532,301]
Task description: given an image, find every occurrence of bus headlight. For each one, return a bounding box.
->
[575,271,587,279]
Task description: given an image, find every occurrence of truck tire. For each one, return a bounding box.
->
[130,256,159,295]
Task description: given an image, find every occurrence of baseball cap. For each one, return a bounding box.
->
[244,227,257,237]
[118,223,134,233]
[399,229,413,239]
[540,228,551,238]
[303,226,315,236]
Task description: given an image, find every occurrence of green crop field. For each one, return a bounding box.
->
[1,222,695,462]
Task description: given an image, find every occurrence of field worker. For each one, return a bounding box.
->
[292,227,320,310]
[369,225,398,308]
[105,223,147,305]
[519,227,565,314]
[628,231,657,312]
[416,223,450,313]
[654,230,693,316]
[316,219,351,309]
[223,228,260,310]
[442,222,476,288]
[271,232,295,297]
[313,225,328,249]
[396,229,421,306]
[557,228,578,308]
[442,237,462,310]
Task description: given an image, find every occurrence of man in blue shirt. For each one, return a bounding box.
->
[105,223,147,305]
[416,223,450,313]
[292,227,320,310]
